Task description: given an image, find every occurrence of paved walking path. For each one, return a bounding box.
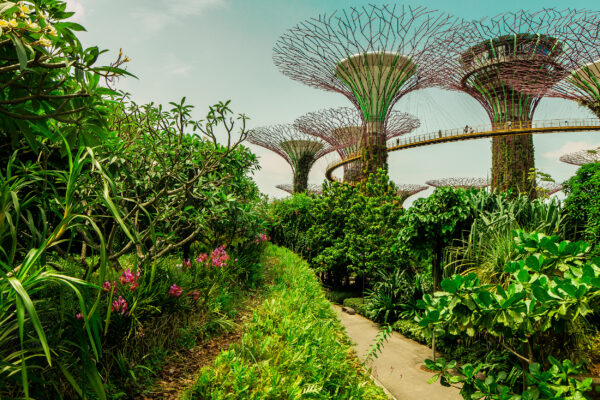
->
[333,305,462,400]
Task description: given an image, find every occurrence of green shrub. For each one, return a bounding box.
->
[343,297,367,316]
[325,289,361,304]
[184,245,388,400]
[393,319,431,345]
[564,162,600,253]
[418,230,598,399]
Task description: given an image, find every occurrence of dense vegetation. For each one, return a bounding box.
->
[184,245,388,400]
[0,1,270,398]
[268,168,600,399]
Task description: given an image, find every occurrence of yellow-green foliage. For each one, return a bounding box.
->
[184,244,388,399]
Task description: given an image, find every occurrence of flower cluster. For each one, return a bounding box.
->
[119,268,141,291]
[112,296,128,315]
[195,245,230,268]
[255,233,270,244]
[211,245,230,268]
[0,2,57,46]
[182,258,191,269]
[169,284,183,297]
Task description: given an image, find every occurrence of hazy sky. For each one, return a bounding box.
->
[67,0,600,205]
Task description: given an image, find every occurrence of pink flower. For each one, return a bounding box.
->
[118,268,141,291]
[210,245,229,268]
[196,253,208,264]
[111,296,128,315]
[187,290,201,301]
[75,313,83,320]
[119,268,135,285]
[182,259,191,269]
[102,281,111,292]
[169,284,183,297]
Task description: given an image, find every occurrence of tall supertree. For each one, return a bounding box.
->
[294,107,420,182]
[276,184,323,195]
[432,9,578,197]
[248,125,335,193]
[274,5,455,177]
[396,184,429,203]
[504,11,600,118]
[426,177,490,189]
[559,147,600,166]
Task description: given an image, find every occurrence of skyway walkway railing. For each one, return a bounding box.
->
[325,118,600,182]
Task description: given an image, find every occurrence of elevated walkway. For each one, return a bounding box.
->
[325,118,600,181]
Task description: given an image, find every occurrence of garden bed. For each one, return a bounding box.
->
[182,244,388,399]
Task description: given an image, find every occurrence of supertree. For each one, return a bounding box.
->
[294,107,420,182]
[274,5,456,177]
[559,147,600,166]
[503,11,600,118]
[248,125,335,193]
[432,9,579,197]
[396,184,429,203]
[426,177,490,189]
[276,184,323,195]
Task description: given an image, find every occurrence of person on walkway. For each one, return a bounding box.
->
[463,125,468,134]
[507,121,512,129]
[438,130,442,138]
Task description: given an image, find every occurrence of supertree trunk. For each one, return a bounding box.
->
[362,121,387,177]
[491,134,535,197]
[490,101,536,197]
[293,153,313,193]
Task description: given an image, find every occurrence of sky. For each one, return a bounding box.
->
[66,0,600,205]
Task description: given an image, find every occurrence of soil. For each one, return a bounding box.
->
[139,292,263,400]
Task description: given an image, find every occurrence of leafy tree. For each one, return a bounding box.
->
[396,187,472,290]
[306,171,404,289]
[0,0,131,152]
[563,162,600,253]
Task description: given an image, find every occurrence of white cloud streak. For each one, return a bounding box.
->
[542,140,600,160]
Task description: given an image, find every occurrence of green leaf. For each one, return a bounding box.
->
[9,33,29,71]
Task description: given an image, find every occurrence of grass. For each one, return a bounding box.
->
[182,244,388,400]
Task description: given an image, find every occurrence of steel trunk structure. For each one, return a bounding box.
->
[560,147,600,166]
[274,5,455,178]
[433,9,578,197]
[247,125,336,194]
[294,107,419,182]
[426,177,490,189]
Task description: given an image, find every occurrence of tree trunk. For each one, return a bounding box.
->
[361,120,387,178]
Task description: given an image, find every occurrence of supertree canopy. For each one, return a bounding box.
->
[248,125,335,193]
[426,177,490,189]
[276,184,323,195]
[274,4,455,177]
[504,11,600,118]
[536,181,563,196]
[432,9,578,197]
[294,107,420,182]
[396,184,429,203]
[559,147,600,166]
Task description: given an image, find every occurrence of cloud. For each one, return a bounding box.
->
[65,0,86,23]
[542,140,600,160]
[166,0,226,16]
[136,0,227,35]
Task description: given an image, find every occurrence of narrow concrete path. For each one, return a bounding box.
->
[333,305,462,400]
